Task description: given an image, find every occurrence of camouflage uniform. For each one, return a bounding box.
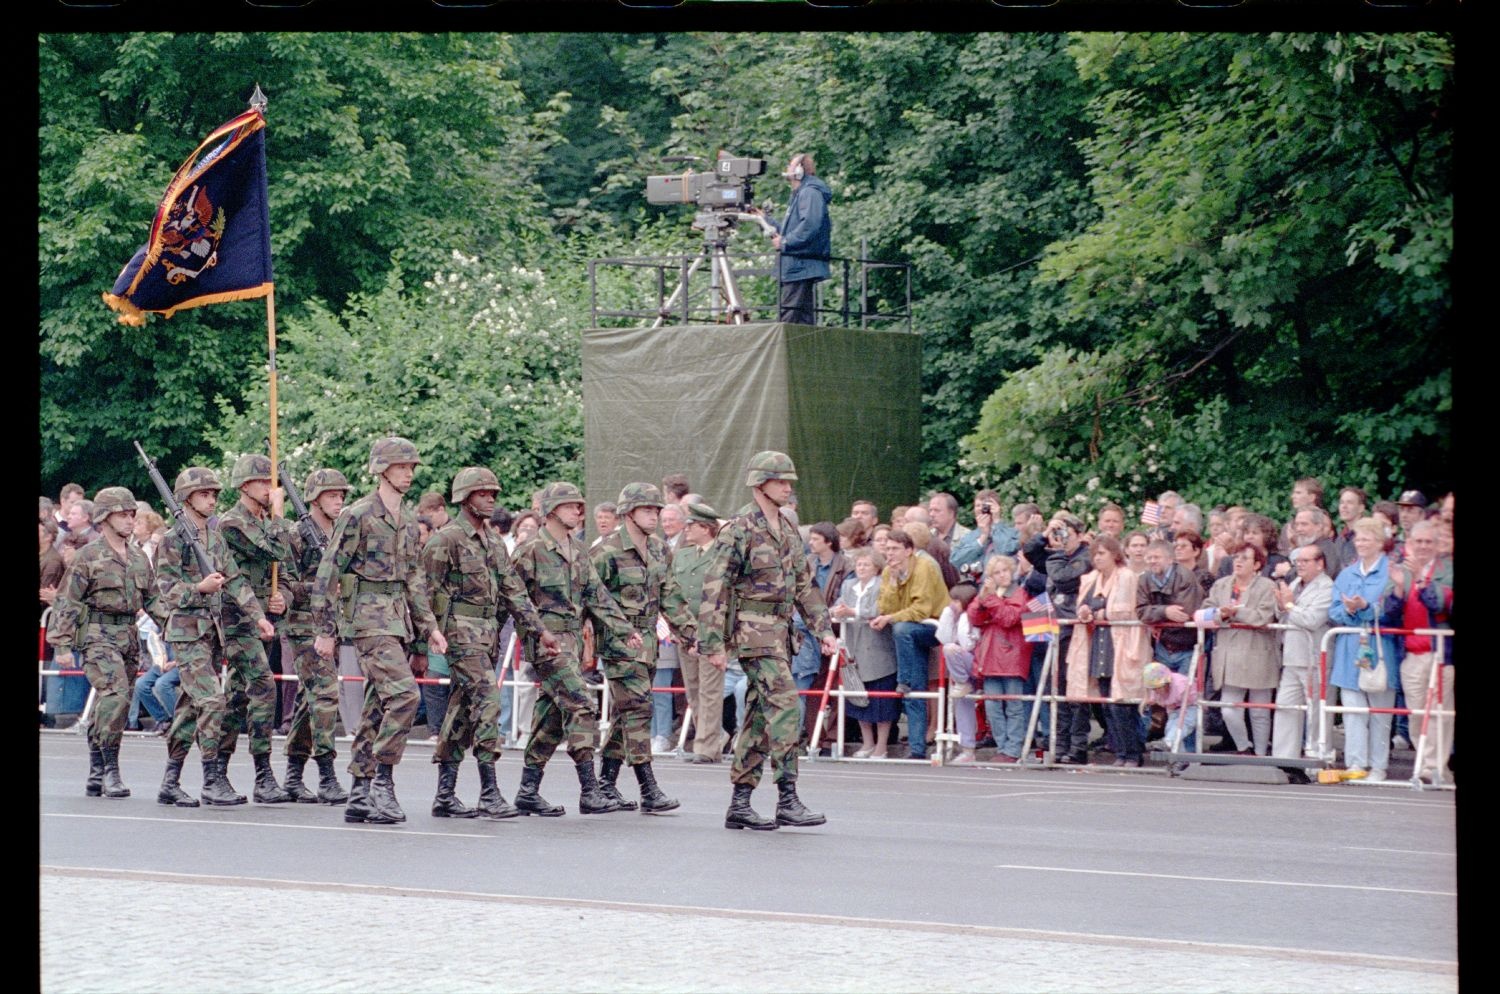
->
[46,489,153,790]
[311,479,438,780]
[511,501,637,770]
[218,456,299,761]
[592,484,697,767]
[424,502,547,766]
[154,478,268,766]
[281,469,350,766]
[698,454,834,792]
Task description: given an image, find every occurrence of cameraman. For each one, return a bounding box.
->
[755,152,831,326]
[1044,513,1093,764]
[952,490,1019,581]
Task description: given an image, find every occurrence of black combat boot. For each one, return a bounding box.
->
[100,747,131,798]
[252,753,294,803]
[85,744,105,797]
[283,757,319,803]
[364,763,403,825]
[314,754,349,805]
[475,761,519,819]
[597,757,637,811]
[514,765,564,817]
[575,757,621,814]
[201,757,245,807]
[724,782,776,831]
[344,776,373,822]
[633,762,680,813]
[156,758,199,807]
[775,778,827,827]
[431,762,477,818]
[215,755,247,804]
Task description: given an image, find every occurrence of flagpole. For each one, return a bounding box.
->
[251,83,280,603]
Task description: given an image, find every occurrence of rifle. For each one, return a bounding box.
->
[278,459,327,553]
[133,440,226,643]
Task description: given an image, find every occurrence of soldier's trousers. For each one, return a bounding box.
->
[285,635,340,760]
[601,636,657,766]
[218,630,277,758]
[165,636,228,762]
[433,644,503,765]
[523,632,599,768]
[731,651,801,789]
[81,634,139,752]
[348,635,420,778]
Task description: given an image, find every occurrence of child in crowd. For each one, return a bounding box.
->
[937,583,980,764]
[1141,661,1199,774]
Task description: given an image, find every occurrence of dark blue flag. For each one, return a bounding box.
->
[103,108,273,326]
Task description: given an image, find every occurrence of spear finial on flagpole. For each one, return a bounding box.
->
[250,83,268,115]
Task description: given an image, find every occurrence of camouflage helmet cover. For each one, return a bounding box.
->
[304,468,352,503]
[451,466,501,504]
[539,481,586,517]
[173,467,223,502]
[91,486,138,524]
[616,482,665,516]
[230,453,274,489]
[368,436,422,474]
[744,450,798,487]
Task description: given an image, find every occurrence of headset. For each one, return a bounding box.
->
[787,155,805,181]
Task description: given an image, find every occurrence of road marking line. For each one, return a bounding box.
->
[1345,846,1455,857]
[41,864,1456,975]
[43,812,499,840]
[991,863,1455,897]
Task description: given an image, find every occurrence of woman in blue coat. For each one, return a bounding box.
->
[1328,518,1403,780]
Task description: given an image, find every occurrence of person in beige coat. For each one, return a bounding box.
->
[1065,537,1150,766]
[1205,544,1281,755]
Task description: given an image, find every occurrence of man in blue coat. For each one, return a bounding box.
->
[765,153,832,326]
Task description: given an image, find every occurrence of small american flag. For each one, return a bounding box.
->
[1026,592,1051,613]
[1140,501,1162,526]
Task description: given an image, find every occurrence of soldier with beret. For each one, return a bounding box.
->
[48,487,154,799]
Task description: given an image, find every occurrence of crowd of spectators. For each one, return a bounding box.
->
[40,473,1455,785]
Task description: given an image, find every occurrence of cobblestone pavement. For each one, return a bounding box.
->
[41,869,1455,994]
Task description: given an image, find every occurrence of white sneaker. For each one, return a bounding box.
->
[852,745,875,759]
[949,749,976,765]
[1365,769,1387,783]
[650,736,674,756]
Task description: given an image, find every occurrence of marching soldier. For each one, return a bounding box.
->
[48,487,153,798]
[592,482,697,813]
[510,482,641,816]
[280,468,354,804]
[698,451,837,831]
[217,454,296,803]
[423,467,559,820]
[312,437,447,826]
[154,467,276,807]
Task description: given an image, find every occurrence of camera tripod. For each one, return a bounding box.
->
[652,210,775,328]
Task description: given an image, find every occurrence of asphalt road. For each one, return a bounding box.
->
[39,733,1457,992]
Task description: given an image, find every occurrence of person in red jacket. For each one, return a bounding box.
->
[967,556,1031,763]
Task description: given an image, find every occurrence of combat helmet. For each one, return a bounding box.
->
[616,482,665,516]
[230,453,274,489]
[304,468,352,502]
[91,486,137,524]
[368,436,422,475]
[539,481,586,517]
[452,466,501,504]
[745,450,798,487]
[173,467,223,502]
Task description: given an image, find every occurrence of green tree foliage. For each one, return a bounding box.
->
[962,32,1452,520]
[205,251,584,510]
[39,32,556,492]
